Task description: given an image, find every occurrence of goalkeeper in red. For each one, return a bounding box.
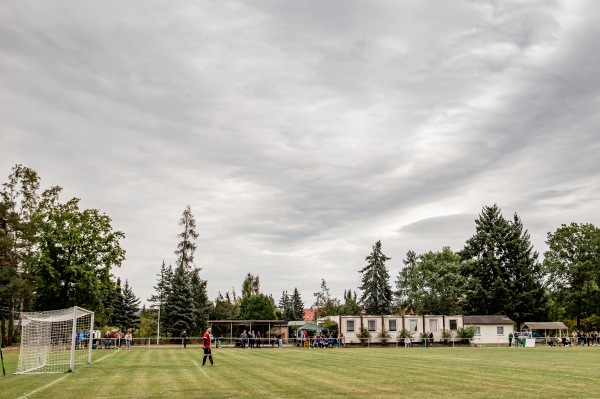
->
[202,327,215,367]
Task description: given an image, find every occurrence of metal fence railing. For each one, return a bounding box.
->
[82,335,598,350]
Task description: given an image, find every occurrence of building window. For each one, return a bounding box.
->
[475,327,481,336]
[389,320,397,332]
[347,320,355,332]
[368,320,376,332]
[409,319,418,332]
[429,319,438,332]
[449,319,458,331]
[497,326,504,335]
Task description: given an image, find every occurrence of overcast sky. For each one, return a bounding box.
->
[2,0,599,308]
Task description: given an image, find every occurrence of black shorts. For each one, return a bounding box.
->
[203,348,212,355]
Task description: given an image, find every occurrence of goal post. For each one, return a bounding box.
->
[16,306,94,374]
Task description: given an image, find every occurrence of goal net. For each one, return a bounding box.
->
[16,306,94,374]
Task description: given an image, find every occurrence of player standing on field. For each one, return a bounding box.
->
[202,327,215,367]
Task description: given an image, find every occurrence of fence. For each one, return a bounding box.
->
[78,335,597,350]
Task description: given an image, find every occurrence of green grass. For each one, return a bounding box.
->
[1,346,599,399]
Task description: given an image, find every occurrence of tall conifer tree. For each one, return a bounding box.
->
[359,241,393,315]
[461,204,547,328]
[291,288,304,321]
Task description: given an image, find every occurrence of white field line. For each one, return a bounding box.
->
[192,359,209,378]
[16,349,120,399]
[16,373,71,399]
[92,350,120,364]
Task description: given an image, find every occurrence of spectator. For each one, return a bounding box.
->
[182,330,188,348]
[125,330,132,350]
[104,331,111,349]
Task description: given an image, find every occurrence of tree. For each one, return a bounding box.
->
[147,261,172,338]
[395,250,418,314]
[121,279,141,331]
[502,214,548,328]
[241,273,260,298]
[395,247,467,315]
[313,279,340,319]
[212,291,239,320]
[239,293,276,320]
[164,264,195,337]
[190,268,212,334]
[175,205,198,271]
[460,205,548,329]
[359,241,393,315]
[279,291,294,321]
[111,278,126,328]
[0,165,40,346]
[338,289,362,316]
[544,223,600,330]
[291,288,304,321]
[33,195,126,324]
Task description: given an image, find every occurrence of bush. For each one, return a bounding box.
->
[441,329,453,344]
[397,329,413,344]
[457,326,476,343]
[320,318,339,338]
[378,328,391,345]
[356,326,371,346]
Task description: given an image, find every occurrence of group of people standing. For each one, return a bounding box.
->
[102,329,132,349]
[573,331,599,346]
[239,330,263,348]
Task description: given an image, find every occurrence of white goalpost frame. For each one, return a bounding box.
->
[16,306,94,374]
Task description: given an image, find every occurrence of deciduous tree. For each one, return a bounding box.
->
[544,223,600,330]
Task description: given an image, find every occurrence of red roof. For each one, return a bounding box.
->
[303,308,315,321]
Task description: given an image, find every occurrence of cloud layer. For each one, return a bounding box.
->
[2,0,599,305]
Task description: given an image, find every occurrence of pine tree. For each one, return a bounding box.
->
[279,291,295,321]
[461,204,510,315]
[164,264,195,336]
[190,268,212,334]
[121,279,141,331]
[291,288,304,321]
[461,204,548,328]
[147,261,172,337]
[175,205,198,271]
[164,206,200,336]
[111,278,126,328]
[359,240,393,315]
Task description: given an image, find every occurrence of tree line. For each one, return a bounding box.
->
[347,205,600,332]
[2,164,599,345]
[1,165,139,346]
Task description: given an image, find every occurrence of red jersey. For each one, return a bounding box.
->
[203,332,211,349]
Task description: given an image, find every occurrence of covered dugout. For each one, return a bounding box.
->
[208,320,288,347]
[522,322,568,339]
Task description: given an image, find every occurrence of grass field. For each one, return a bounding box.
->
[1,345,599,399]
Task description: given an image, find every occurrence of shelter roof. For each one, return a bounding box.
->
[208,320,287,325]
[463,315,514,325]
[297,323,328,331]
[522,322,568,330]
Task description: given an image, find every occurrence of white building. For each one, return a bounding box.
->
[330,314,514,345]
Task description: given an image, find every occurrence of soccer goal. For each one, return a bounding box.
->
[16,306,94,374]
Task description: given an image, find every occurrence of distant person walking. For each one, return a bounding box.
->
[202,327,215,367]
[508,333,513,347]
[182,330,188,348]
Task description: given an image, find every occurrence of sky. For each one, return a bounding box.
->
[2,0,599,308]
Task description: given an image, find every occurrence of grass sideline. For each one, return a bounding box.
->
[1,346,599,399]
